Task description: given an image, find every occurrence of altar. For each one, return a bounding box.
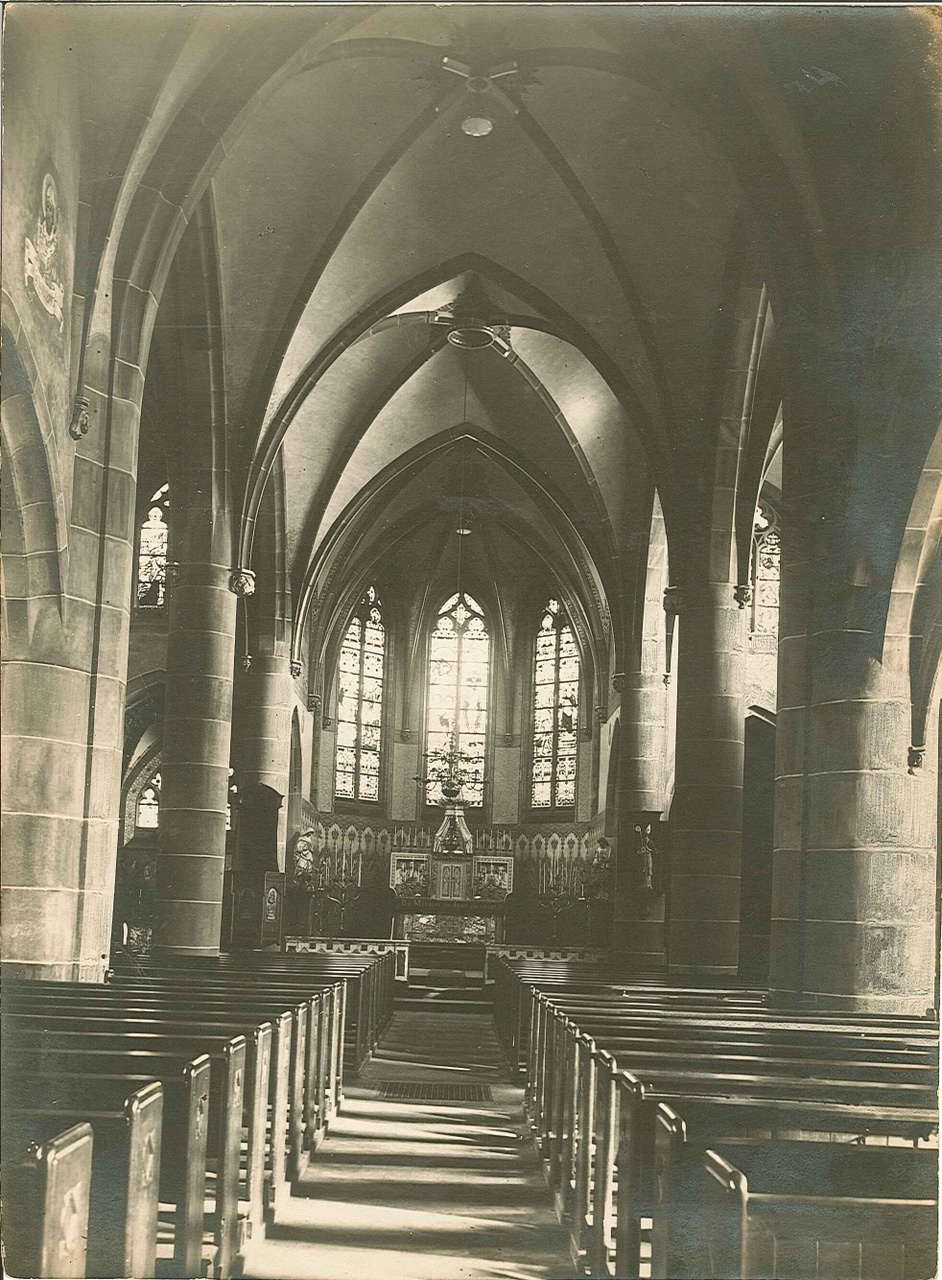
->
[389,846,513,943]
[394,896,508,943]
[393,737,516,943]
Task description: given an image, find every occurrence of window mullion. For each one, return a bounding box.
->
[552,622,562,805]
[355,618,366,799]
[455,617,464,753]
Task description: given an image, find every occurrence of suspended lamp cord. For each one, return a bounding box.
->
[455,359,469,599]
[456,448,467,600]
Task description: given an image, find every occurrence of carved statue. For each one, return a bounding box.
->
[634,823,654,892]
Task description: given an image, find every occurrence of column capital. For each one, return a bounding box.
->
[663,585,683,615]
[229,568,256,597]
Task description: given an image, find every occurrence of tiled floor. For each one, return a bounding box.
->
[243,1012,576,1280]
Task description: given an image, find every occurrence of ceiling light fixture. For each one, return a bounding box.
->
[446,321,497,349]
[461,115,493,138]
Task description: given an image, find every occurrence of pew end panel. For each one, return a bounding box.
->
[1,1122,93,1279]
[701,1143,939,1280]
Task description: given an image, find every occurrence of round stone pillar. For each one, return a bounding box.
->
[770,662,937,1014]
[154,562,237,955]
[615,672,668,966]
[667,583,747,973]
[234,653,293,869]
[237,655,292,797]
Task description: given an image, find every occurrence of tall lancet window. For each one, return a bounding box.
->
[335,586,385,802]
[137,772,161,830]
[426,593,490,807]
[137,483,170,607]
[751,502,781,637]
[531,598,580,809]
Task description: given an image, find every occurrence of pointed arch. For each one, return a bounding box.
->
[239,252,675,570]
[298,428,614,690]
[529,597,581,811]
[334,585,386,804]
[425,591,491,808]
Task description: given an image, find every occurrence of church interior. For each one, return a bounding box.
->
[2,6,941,1279]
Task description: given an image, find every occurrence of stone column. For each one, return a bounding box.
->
[234,651,293,866]
[154,563,238,955]
[238,655,292,798]
[667,583,747,973]
[770,640,938,1015]
[615,673,668,965]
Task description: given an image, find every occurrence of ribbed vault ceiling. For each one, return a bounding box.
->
[200,10,755,619]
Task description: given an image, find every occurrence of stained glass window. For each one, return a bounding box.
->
[751,503,781,636]
[426,593,490,807]
[137,772,160,829]
[334,587,385,803]
[137,484,169,607]
[530,599,579,809]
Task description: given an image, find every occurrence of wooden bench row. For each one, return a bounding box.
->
[493,959,933,1079]
[111,948,396,1069]
[1,949,396,1278]
[495,958,939,1280]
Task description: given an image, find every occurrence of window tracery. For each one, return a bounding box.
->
[335,587,385,802]
[137,483,169,607]
[136,772,160,829]
[530,598,579,809]
[426,593,490,807]
[751,502,781,636]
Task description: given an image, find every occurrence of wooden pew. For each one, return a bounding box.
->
[14,974,341,1146]
[104,971,346,1118]
[4,1036,244,1278]
[5,992,299,1213]
[1,1122,93,1279]
[103,977,340,1143]
[6,1010,273,1223]
[3,1061,209,1279]
[112,952,390,1070]
[9,971,345,1199]
[510,979,938,1279]
[3,1082,163,1279]
[700,1140,938,1280]
[502,969,935,1085]
[653,1101,939,1280]
[553,1026,937,1277]
[526,991,937,1132]
[1,958,361,1277]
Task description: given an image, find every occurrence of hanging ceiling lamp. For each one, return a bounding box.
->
[461,115,493,138]
[442,56,520,141]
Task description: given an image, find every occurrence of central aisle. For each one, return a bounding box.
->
[244,1011,576,1280]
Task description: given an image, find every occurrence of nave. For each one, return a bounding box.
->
[2,949,937,1280]
[243,1012,575,1280]
[2,6,941,1278]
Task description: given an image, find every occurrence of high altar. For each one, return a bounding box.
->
[390,786,512,943]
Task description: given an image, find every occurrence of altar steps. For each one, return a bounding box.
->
[395,966,493,1016]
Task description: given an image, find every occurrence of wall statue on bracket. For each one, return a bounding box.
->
[631,820,663,918]
[24,173,65,332]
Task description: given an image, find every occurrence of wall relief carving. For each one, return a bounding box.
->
[24,173,65,333]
